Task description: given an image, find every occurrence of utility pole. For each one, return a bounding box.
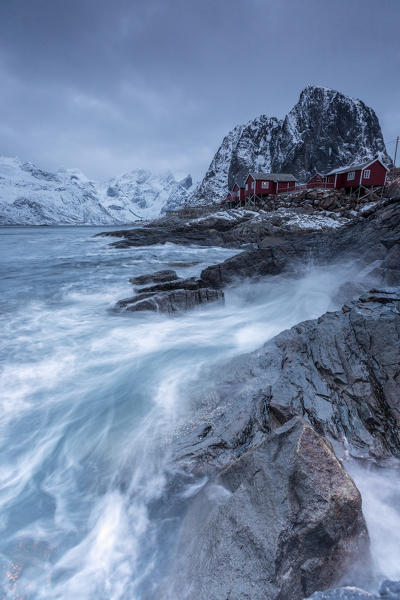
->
[394,136,400,168]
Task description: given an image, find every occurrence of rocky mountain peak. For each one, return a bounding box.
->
[189,86,391,205]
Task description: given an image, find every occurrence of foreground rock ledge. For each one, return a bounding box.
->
[174,287,400,466]
[308,579,400,599]
[159,418,370,600]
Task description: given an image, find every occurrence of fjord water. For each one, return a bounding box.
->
[0,226,398,599]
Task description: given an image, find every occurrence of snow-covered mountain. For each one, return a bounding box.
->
[189,86,391,205]
[98,170,194,222]
[0,156,194,225]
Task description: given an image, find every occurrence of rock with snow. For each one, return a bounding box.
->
[0,156,194,225]
[189,86,391,205]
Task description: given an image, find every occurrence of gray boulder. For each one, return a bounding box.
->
[129,269,179,285]
[115,287,224,314]
[160,418,370,600]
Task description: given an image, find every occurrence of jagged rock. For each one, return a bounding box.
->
[172,287,400,469]
[129,270,179,285]
[307,580,400,599]
[307,588,378,599]
[188,86,390,205]
[380,580,400,598]
[136,277,202,293]
[160,418,370,600]
[200,200,400,287]
[115,287,224,314]
[386,180,400,200]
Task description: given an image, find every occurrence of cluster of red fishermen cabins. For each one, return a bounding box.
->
[222,157,389,206]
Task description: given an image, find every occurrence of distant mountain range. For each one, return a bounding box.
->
[188,85,391,205]
[0,157,195,225]
[0,86,391,224]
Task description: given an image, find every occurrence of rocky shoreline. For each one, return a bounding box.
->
[101,193,400,599]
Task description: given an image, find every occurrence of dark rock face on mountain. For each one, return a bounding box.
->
[190,86,390,204]
[160,419,370,600]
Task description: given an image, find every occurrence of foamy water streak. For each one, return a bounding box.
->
[0,226,390,598]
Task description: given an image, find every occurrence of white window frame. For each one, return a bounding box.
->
[363,169,370,179]
[251,181,255,190]
[246,183,248,191]
[347,171,355,181]
[261,181,269,189]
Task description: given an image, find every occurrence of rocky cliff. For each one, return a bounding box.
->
[190,86,391,205]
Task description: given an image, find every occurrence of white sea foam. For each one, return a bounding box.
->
[0,225,388,599]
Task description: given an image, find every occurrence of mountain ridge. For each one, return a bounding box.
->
[188,86,391,205]
[0,156,195,225]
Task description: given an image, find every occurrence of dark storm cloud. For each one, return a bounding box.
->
[0,0,399,180]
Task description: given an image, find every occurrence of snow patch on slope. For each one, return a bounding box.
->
[0,157,195,225]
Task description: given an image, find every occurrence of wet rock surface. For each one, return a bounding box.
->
[307,579,400,599]
[114,275,224,314]
[98,189,385,250]
[108,198,400,595]
[174,287,400,467]
[200,200,400,289]
[129,269,179,285]
[160,418,370,600]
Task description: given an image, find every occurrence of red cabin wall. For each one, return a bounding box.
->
[277,181,296,193]
[255,179,274,195]
[239,187,245,202]
[308,174,323,185]
[362,161,387,186]
[245,175,254,196]
[340,169,361,188]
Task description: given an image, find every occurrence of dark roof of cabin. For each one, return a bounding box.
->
[325,157,389,176]
[247,172,297,182]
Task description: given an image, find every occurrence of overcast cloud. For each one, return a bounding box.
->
[0,0,399,181]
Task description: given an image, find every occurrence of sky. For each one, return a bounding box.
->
[0,0,399,182]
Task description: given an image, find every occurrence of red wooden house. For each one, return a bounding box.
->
[244,172,297,198]
[239,186,245,203]
[307,173,335,188]
[327,158,389,190]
